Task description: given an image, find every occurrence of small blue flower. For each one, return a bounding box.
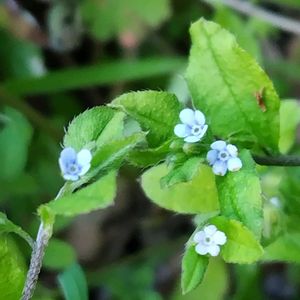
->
[174,108,208,143]
[207,140,242,176]
[59,147,92,181]
[194,225,227,257]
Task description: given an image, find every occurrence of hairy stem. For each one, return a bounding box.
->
[21,186,68,300]
[21,222,53,300]
[253,155,300,166]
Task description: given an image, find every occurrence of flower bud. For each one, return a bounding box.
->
[169,139,184,151]
[166,153,187,165]
[182,142,201,154]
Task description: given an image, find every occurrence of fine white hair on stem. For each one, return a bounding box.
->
[202,0,300,36]
[21,187,66,300]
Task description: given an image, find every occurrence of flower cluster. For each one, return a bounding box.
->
[174,108,208,143]
[173,108,241,256]
[193,225,227,257]
[207,140,242,176]
[59,147,92,181]
[174,108,242,176]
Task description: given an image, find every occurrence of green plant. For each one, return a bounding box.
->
[2,18,300,299]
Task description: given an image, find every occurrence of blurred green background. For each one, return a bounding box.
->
[1,0,300,299]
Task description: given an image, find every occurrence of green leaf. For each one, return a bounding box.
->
[0,107,33,180]
[92,132,146,173]
[128,139,171,167]
[44,239,76,270]
[0,235,26,300]
[262,233,300,263]
[186,19,280,151]
[214,7,262,62]
[111,91,181,147]
[279,99,300,154]
[81,0,171,41]
[210,217,264,263]
[0,212,34,248]
[63,106,116,151]
[43,171,116,217]
[58,263,88,300]
[96,111,125,146]
[141,163,219,214]
[181,246,209,294]
[161,157,202,188]
[3,57,185,96]
[174,258,227,299]
[216,150,263,239]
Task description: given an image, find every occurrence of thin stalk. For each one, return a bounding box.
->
[21,222,53,300]
[253,154,300,166]
[21,186,67,300]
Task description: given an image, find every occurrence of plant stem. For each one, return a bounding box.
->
[253,155,300,166]
[21,222,53,300]
[21,186,67,300]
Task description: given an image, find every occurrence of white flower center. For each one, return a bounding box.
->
[67,163,80,175]
[218,150,229,162]
[191,125,202,136]
[204,236,213,246]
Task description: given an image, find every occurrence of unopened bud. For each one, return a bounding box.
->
[169,139,184,151]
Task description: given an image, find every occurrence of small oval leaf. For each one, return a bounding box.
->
[141,163,219,214]
[181,246,209,294]
[43,171,116,217]
[216,150,263,239]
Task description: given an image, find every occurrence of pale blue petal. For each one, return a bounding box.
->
[195,243,209,255]
[207,150,218,165]
[212,160,227,176]
[207,244,220,256]
[193,231,205,243]
[63,173,79,181]
[60,147,76,163]
[174,124,190,138]
[179,108,195,126]
[204,225,217,236]
[226,144,238,157]
[211,140,226,151]
[198,124,208,139]
[227,157,242,172]
[59,157,67,173]
[78,163,91,176]
[184,135,201,143]
[212,231,227,245]
[77,149,92,166]
[194,110,206,126]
